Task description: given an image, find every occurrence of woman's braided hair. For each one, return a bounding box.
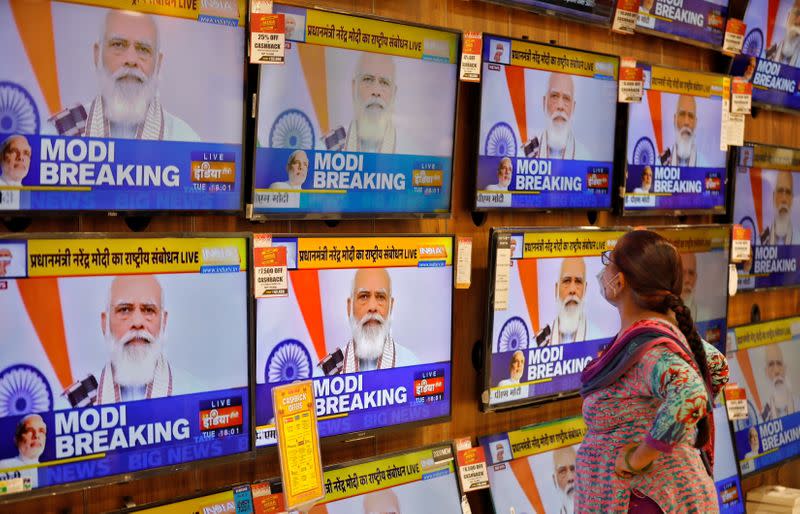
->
[612,230,712,448]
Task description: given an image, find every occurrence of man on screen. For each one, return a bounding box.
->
[343,53,397,153]
[49,10,199,141]
[0,414,47,489]
[761,344,800,420]
[633,166,653,194]
[362,489,401,514]
[0,134,32,210]
[537,257,600,345]
[269,150,309,190]
[526,73,588,160]
[341,268,417,372]
[660,95,699,166]
[552,446,577,514]
[96,275,187,403]
[766,0,800,67]
[760,171,799,244]
[498,350,525,386]
[486,157,512,191]
[679,253,699,320]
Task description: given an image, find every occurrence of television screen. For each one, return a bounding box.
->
[730,0,800,112]
[733,143,800,290]
[713,405,746,513]
[479,0,615,26]
[120,488,237,513]
[254,235,453,447]
[481,413,744,514]
[727,317,800,476]
[0,235,250,496]
[622,64,727,214]
[482,228,624,410]
[251,5,459,218]
[481,416,586,514]
[474,36,619,211]
[651,225,730,351]
[0,1,245,213]
[635,0,728,48]
[306,445,461,513]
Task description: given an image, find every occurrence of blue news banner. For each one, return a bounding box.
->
[252,148,452,214]
[735,410,800,475]
[255,362,451,446]
[475,155,612,209]
[4,134,241,211]
[739,244,800,290]
[625,165,726,211]
[731,55,800,111]
[0,388,249,488]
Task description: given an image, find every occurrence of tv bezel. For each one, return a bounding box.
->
[252,233,456,451]
[480,225,628,412]
[619,64,731,217]
[479,0,615,28]
[727,315,800,478]
[248,4,463,221]
[1,2,249,217]
[0,232,256,505]
[472,33,622,213]
[731,141,800,292]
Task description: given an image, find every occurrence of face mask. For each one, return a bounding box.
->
[596,269,620,303]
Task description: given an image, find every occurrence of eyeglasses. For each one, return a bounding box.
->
[600,250,614,266]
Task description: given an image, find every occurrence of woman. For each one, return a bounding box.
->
[576,230,729,513]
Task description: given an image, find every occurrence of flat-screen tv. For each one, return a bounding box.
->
[474,36,619,211]
[713,405,746,513]
[480,413,744,514]
[116,486,238,513]
[254,234,453,447]
[733,143,800,291]
[0,1,246,213]
[0,235,251,497]
[651,225,731,351]
[306,444,461,513]
[251,5,459,219]
[635,0,729,48]
[481,416,587,514]
[481,227,624,411]
[727,317,800,476]
[729,0,800,112]
[622,64,728,215]
[478,0,616,26]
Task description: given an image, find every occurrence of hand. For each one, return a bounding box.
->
[615,442,657,478]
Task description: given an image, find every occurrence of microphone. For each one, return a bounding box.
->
[323,126,347,150]
[318,348,344,376]
[535,325,552,346]
[62,375,98,407]
[523,137,540,158]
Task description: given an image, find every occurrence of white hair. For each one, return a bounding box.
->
[0,134,28,157]
[350,269,392,303]
[104,276,166,331]
[98,10,161,56]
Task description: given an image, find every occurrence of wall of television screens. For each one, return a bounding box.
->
[1,0,799,510]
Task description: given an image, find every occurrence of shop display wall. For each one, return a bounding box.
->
[3,0,800,511]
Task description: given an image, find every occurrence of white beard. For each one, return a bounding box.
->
[782,26,800,62]
[510,367,523,382]
[775,209,792,238]
[676,129,695,161]
[558,296,583,335]
[546,113,571,153]
[557,486,575,514]
[98,64,158,125]
[109,328,164,386]
[772,378,795,412]
[350,312,391,361]
[354,93,393,150]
